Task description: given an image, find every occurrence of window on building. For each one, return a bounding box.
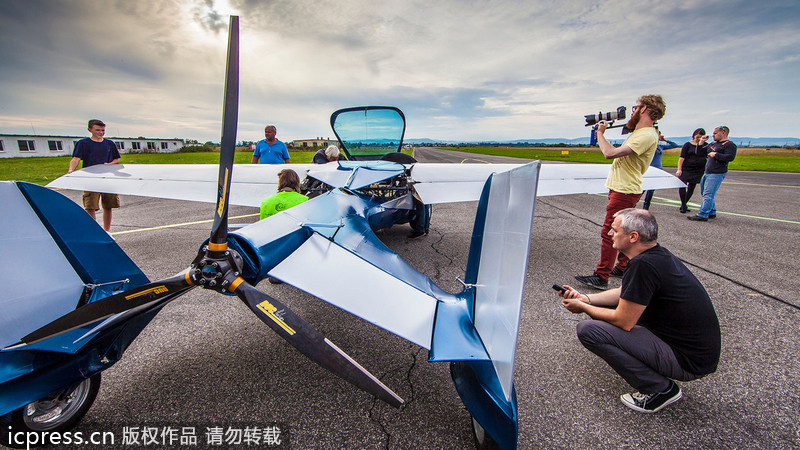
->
[131,142,141,150]
[0,140,4,152]
[117,142,125,150]
[160,142,169,149]
[18,140,35,152]
[48,140,64,151]
[147,142,156,150]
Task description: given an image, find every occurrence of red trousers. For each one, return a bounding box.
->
[594,190,642,281]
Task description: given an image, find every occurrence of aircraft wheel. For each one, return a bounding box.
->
[471,416,501,449]
[0,374,101,448]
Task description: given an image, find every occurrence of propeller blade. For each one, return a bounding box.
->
[209,15,240,250]
[233,279,404,408]
[21,273,194,345]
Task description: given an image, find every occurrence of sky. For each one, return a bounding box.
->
[1,0,798,143]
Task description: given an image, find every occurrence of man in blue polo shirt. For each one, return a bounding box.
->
[251,124,290,164]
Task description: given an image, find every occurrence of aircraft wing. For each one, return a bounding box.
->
[48,163,323,208]
[268,232,440,349]
[411,163,686,204]
[48,160,685,207]
[228,189,458,350]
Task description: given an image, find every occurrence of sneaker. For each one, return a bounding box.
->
[620,381,682,413]
[708,214,717,219]
[407,230,427,239]
[574,274,608,290]
[687,215,708,221]
[610,267,624,278]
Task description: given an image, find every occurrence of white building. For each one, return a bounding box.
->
[290,137,338,148]
[0,133,185,159]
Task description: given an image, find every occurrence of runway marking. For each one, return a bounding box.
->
[725,181,800,189]
[594,194,800,225]
[110,213,260,236]
[460,158,492,164]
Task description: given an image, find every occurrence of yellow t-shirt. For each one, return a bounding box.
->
[605,127,658,194]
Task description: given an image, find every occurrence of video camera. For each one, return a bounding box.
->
[584,106,631,145]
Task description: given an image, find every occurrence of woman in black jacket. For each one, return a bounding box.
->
[676,128,709,213]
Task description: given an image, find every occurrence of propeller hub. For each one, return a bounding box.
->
[189,247,244,294]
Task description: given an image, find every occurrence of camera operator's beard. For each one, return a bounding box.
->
[625,109,641,130]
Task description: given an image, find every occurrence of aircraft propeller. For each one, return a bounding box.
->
[20,16,404,408]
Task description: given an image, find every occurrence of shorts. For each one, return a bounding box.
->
[82,191,120,211]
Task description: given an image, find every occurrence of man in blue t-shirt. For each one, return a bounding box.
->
[251,125,290,164]
[68,119,121,232]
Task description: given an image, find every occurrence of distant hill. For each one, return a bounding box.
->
[405,137,800,147]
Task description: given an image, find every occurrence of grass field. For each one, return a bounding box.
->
[0,148,416,185]
[1,147,797,185]
[439,146,800,173]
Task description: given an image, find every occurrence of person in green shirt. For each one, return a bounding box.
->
[260,169,309,220]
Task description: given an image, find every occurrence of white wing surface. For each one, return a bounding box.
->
[48,161,685,207]
[48,163,322,207]
[411,163,685,204]
[268,233,438,349]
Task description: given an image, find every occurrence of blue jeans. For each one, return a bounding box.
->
[697,173,726,218]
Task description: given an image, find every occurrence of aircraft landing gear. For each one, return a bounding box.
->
[0,374,101,449]
[472,416,501,449]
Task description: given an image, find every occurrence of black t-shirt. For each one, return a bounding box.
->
[73,138,120,168]
[621,244,721,375]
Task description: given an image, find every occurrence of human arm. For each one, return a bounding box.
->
[595,122,634,159]
[281,144,290,164]
[560,285,620,307]
[676,157,685,177]
[68,157,81,174]
[561,286,646,331]
[658,135,680,151]
[251,155,259,164]
[709,142,737,162]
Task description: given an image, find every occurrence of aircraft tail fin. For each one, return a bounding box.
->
[430,161,540,450]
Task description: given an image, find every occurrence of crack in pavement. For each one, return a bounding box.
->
[368,345,422,449]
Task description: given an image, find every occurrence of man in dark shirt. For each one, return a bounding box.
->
[68,119,121,232]
[688,126,737,221]
[559,208,721,413]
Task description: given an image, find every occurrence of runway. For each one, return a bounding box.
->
[46,147,799,448]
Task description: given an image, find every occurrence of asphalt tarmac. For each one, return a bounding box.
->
[35,147,799,449]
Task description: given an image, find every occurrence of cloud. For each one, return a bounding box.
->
[1,0,798,141]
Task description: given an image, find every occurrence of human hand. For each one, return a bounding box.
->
[708,151,716,158]
[562,295,586,314]
[596,121,608,134]
[676,169,682,177]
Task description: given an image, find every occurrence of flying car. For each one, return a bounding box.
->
[0,17,684,449]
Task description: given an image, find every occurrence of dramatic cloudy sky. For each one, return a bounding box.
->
[1,0,798,142]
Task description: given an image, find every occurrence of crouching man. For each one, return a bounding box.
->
[558,208,720,412]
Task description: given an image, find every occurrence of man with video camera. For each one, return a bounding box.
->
[575,94,665,289]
